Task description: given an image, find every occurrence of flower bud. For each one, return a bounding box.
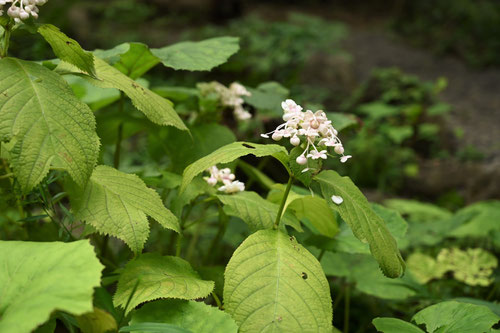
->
[272,132,283,141]
[334,145,344,155]
[296,155,307,165]
[311,120,320,129]
[290,135,300,146]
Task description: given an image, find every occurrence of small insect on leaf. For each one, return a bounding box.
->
[301,272,308,280]
[242,143,256,149]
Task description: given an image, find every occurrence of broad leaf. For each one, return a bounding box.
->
[77,307,117,333]
[0,58,99,192]
[114,43,160,79]
[288,196,339,238]
[119,323,189,333]
[315,170,405,277]
[180,142,287,193]
[68,165,179,254]
[113,254,214,314]
[413,301,500,333]
[130,299,238,333]
[383,199,452,223]
[151,37,239,71]
[450,201,500,238]
[0,240,103,333]
[372,318,425,333]
[217,191,302,231]
[38,24,96,77]
[224,230,333,332]
[327,112,357,132]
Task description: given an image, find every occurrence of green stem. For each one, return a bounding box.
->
[212,292,223,309]
[1,25,11,58]
[344,284,351,333]
[273,176,293,229]
[317,249,326,262]
[205,204,228,262]
[113,92,125,169]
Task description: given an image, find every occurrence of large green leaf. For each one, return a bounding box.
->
[68,165,179,254]
[288,196,339,238]
[412,301,500,333]
[0,58,99,192]
[130,300,238,333]
[38,24,96,77]
[77,307,117,333]
[113,254,214,314]
[180,142,287,193]
[450,201,500,238]
[315,170,405,277]
[372,318,425,333]
[151,37,239,71]
[113,43,160,79]
[224,230,333,332]
[0,240,103,333]
[217,191,302,232]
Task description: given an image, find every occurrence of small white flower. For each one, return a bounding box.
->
[307,150,327,160]
[4,0,46,21]
[296,155,307,165]
[281,99,303,114]
[331,195,343,205]
[229,82,251,96]
[340,155,352,163]
[218,180,245,193]
[290,135,300,146]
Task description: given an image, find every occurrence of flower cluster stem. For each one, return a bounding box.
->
[0,25,11,58]
[274,176,293,229]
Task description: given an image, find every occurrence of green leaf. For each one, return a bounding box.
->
[130,299,238,333]
[0,58,99,192]
[450,201,500,238]
[224,230,333,332]
[288,196,339,238]
[217,191,302,232]
[113,254,214,314]
[114,43,160,79]
[180,142,287,193]
[383,199,452,223]
[315,170,405,277]
[119,322,190,333]
[68,165,179,254]
[372,318,425,333]
[288,146,321,187]
[413,301,500,333]
[0,240,103,333]
[327,112,357,132]
[244,81,289,117]
[93,43,131,63]
[406,252,445,284]
[77,307,117,333]
[151,37,239,71]
[38,24,96,77]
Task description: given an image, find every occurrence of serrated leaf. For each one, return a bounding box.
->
[77,307,117,333]
[0,58,99,192]
[372,318,425,333]
[180,142,287,193]
[130,299,238,333]
[217,191,302,232]
[151,37,239,71]
[113,254,214,314]
[38,24,96,77]
[224,230,333,332]
[315,170,405,277]
[0,240,103,333]
[114,43,160,79]
[68,165,179,253]
[412,301,500,333]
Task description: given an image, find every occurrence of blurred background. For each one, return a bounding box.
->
[12,0,500,205]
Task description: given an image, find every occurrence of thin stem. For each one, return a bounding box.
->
[1,25,11,58]
[343,284,351,333]
[273,176,293,229]
[317,249,326,262]
[113,92,125,169]
[212,292,223,309]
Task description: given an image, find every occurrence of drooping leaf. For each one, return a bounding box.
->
[180,142,287,193]
[288,195,339,238]
[113,43,160,79]
[113,254,214,314]
[315,170,405,277]
[217,191,302,231]
[38,24,96,77]
[68,165,179,254]
[0,240,103,333]
[0,58,99,192]
[77,307,117,333]
[224,230,333,332]
[130,300,238,333]
[412,301,500,333]
[372,318,425,333]
[151,37,239,71]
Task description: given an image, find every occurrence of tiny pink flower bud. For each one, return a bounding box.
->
[296,155,307,165]
[290,135,300,146]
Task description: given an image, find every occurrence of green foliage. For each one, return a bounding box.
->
[0,240,103,333]
[130,300,238,333]
[113,42,160,79]
[224,230,333,332]
[113,253,214,314]
[180,141,287,193]
[68,165,179,253]
[151,37,240,71]
[315,170,405,277]
[0,58,99,192]
[77,307,117,333]
[373,318,425,333]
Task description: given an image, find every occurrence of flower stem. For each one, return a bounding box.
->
[273,176,293,229]
[0,25,11,58]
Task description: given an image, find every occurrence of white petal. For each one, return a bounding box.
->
[331,195,343,205]
[340,155,352,163]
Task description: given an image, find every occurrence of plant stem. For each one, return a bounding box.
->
[212,292,223,309]
[344,284,351,333]
[205,204,228,263]
[274,176,293,229]
[113,92,125,169]
[1,24,11,58]
[317,249,326,262]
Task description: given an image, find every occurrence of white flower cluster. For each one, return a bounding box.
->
[0,0,47,22]
[261,99,352,166]
[204,166,245,194]
[199,81,252,121]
